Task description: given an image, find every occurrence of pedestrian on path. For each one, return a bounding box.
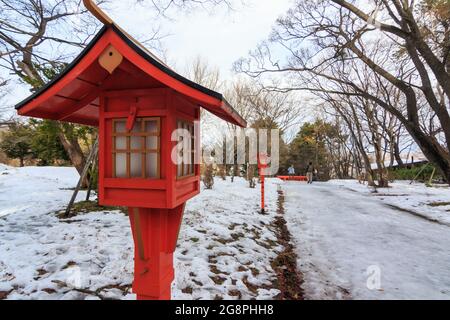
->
[306,162,314,184]
[288,165,295,176]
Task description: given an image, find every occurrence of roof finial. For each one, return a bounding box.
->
[83,0,113,25]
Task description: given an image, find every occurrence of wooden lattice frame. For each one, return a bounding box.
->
[177,119,195,179]
[112,117,160,179]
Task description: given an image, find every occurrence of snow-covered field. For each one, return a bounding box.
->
[0,166,281,300]
[283,180,450,300]
[329,180,450,226]
[2,165,450,300]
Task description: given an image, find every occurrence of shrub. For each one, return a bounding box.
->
[388,164,440,182]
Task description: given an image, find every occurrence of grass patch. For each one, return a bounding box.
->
[181,287,193,294]
[0,290,13,300]
[57,200,127,218]
[242,276,258,294]
[210,275,227,285]
[192,279,203,286]
[428,201,450,207]
[228,289,242,298]
[213,237,234,245]
[61,261,77,270]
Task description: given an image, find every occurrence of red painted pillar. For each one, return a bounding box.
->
[258,153,268,213]
[261,173,265,212]
[128,204,185,300]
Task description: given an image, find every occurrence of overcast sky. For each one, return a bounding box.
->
[2,0,293,112]
[108,0,293,79]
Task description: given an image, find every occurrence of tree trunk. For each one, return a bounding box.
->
[406,123,450,183]
[57,127,88,187]
[15,57,89,186]
[19,157,24,167]
[393,138,404,167]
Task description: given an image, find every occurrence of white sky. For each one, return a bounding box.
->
[108,0,294,79]
[1,0,294,117]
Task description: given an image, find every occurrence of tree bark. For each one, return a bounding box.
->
[405,123,450,183]
[57,125,88,187]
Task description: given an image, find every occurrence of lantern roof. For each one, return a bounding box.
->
[15,24,247,128]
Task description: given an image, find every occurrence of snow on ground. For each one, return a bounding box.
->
[0,166,281,300]
[283,180,450,300]
[174,178,281,300]
[329,180,450,226]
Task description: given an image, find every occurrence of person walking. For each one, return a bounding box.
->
[288,165,295,176]
[306,162,314,184]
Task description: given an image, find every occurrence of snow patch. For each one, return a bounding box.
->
[0,166,282,300]
[283,180,450,300]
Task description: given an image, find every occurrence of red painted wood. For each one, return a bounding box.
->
[258,154,269,213]
[18,34,111,116]
[15,25,245,300]
[17,27,245,127]
[277,175,308,181]
[128,205,184,300]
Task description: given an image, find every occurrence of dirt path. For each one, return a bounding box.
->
[270,187,304,300]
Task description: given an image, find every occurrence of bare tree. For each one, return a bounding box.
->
[235,0,450,183]
[0,77,8,122]
[0,0,105,180]
[186,56,223,91]
[0,0,226,176]
[135,0,240,17]
[223,79,302,134]
[0,0,102,87]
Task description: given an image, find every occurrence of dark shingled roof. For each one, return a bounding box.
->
[15,24,246,127]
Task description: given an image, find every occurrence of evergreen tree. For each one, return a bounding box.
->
[28,119,69,166]
[288,120,338,180]
[0,123,33,167]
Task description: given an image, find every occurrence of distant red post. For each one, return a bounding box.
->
[258,153,269,213]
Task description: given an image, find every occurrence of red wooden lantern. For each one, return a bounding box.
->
[15,1,246,300]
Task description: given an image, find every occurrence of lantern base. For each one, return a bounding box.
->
[128,204,185,300]
[137,292,170,300]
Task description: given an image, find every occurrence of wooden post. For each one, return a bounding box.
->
[85,150,98,201]
[258,153,268,214]
[261,172,265,213]
[427,167,436,187]
[410,163,429,185]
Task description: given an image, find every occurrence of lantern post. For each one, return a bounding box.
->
[258,153,269,213]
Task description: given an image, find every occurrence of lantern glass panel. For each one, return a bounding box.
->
[146,152,158,178]
[130,153,142,177]
[145,120,158,133]
[115,153,127,177]
[115,136,126,150]
[131,136,141,150]
[131,120,141,133]
[115,120,126,133]
[146,136,158,150]
[112,117,160,179]
[176,120,195,178]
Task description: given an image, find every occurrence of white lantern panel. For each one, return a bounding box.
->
[115,153,127,178]
[146,153,158,178]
